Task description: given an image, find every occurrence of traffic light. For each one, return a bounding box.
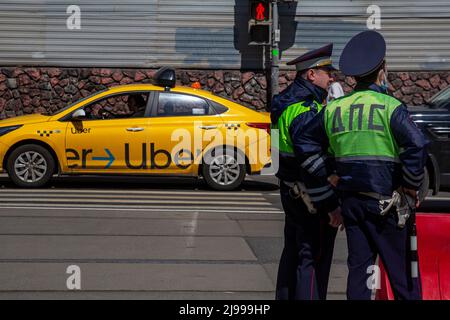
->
[251,0,270,21]
[248,0,272,45]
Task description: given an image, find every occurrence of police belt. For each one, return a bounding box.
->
[358,192,392,201]
[281,180,317,214]
[358,190,413,228]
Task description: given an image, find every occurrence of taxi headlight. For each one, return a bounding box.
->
[0,125,22,137]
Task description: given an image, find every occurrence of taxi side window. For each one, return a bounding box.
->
[82,92,149,120]
[156,93,214,117]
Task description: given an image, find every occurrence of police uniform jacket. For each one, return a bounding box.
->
[292,83,428,198]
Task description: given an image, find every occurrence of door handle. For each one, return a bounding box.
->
[198,125,217,130]
[126,127,145,132]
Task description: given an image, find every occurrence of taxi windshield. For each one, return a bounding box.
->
[43,89,109,116]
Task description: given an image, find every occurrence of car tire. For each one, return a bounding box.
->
[202,147,246,191]
[6,144,55,188]
[418,167,430,203]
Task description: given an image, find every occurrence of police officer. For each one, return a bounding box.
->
[271,43,343,300]
[292,30,427,300]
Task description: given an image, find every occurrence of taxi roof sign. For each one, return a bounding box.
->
[155,67,176,89]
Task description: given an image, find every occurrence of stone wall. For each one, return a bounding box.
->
[335,72,450,105]
[0,67,449,119]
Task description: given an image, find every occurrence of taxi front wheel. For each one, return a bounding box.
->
[6,144,55,188]
[202,147,246,191]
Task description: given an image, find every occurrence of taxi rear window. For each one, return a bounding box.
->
[208,100,228,115]
[157,93,215,117]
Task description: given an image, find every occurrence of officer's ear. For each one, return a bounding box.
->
[304,69,316,82]
[376,67,386,85]
[376,61,387,85]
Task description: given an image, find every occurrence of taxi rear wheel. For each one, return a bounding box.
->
[6,144,55,188]
[202,147,246,191]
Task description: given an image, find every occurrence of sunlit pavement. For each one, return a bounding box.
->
[0,173,448,299]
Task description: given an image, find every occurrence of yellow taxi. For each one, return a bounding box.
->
[0,68,271,190]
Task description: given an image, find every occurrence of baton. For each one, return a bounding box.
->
[405,193,419,279]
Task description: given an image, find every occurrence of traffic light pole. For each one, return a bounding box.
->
[247,0,278,108]
[270,1,280,104]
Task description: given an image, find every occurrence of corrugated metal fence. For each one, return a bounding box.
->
[0,0,449,70]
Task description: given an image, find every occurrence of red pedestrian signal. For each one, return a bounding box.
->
[252,1,270,22]
[248,0,272,45]
[256,3,266,21]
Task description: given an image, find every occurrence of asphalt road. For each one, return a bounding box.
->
[0,174,448,300]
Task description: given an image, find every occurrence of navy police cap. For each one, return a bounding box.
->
[287,43,336,71]
[339,30,386,77]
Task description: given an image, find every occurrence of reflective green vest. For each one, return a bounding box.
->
[272,101,323,156]
[324,90,401,162]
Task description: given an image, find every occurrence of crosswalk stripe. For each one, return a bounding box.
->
[0,194,266,201]
[0,187,281,214]
[0,198,273,206]
[0,189,266,196]
[0,202,281,210]
[0,205,284,214]
[424,197,450,201]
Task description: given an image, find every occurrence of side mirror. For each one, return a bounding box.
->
[71,109,86,120]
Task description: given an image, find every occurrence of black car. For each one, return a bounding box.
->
[409,86,450,197]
